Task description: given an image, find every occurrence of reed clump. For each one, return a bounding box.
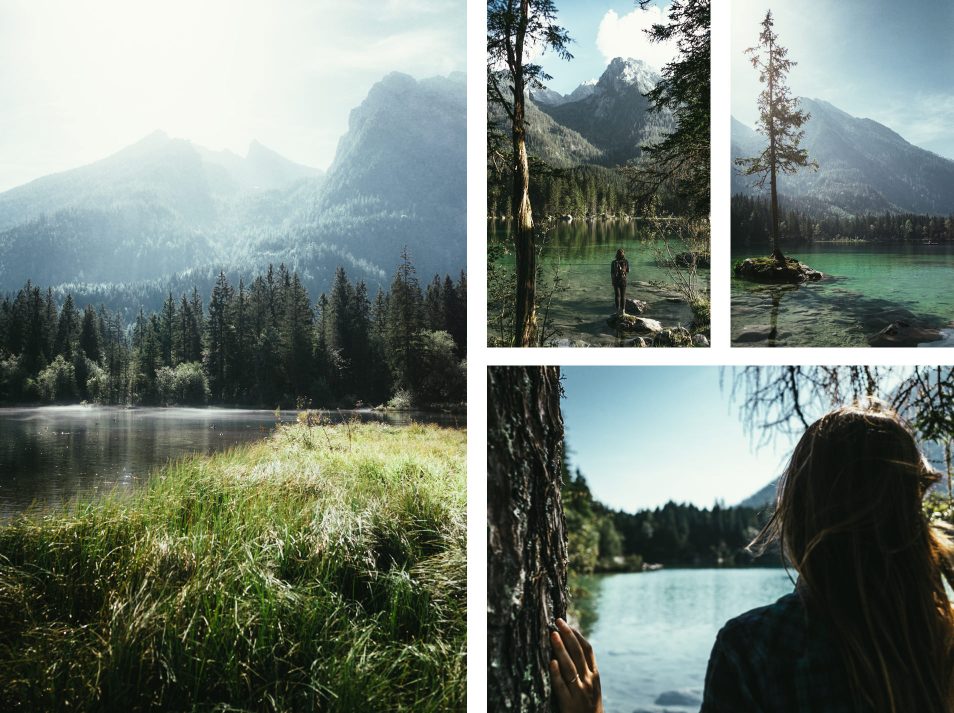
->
[0,421,466,713]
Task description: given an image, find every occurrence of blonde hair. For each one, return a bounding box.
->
[751,404,954,712]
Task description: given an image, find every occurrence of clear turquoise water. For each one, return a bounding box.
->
[731,243,954,347]
[490,220,710,346]
[572,568,793,713]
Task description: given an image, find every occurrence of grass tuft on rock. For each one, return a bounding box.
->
[0,422,466,713]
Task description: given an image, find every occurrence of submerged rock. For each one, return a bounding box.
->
[869,320,943,347]
[734,255,823,284]
[655,689,703,707]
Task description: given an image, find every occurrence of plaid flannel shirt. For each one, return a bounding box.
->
[701,591,869,713]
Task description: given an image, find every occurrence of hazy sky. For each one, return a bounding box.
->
[537,0,676,95]
[0,0,465,192]
[561,367,793,512]
[732,0,954,159]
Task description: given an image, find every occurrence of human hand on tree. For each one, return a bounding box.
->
[549,618,604,713]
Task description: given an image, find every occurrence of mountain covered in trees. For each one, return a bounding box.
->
[0,254,465,409]
[0,72,466,312]
[732,98,954,216]
[489,57,673,218]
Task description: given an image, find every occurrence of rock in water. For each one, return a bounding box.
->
[869,320,943,347]
[655,689,703,707]
[624,298,648,315]
[692,334,709,347]
[734,255,823,284]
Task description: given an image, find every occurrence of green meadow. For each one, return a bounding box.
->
[0,421,466,712]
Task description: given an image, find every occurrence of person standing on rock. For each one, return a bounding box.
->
[611,249,629,316]
[547,403,954,713]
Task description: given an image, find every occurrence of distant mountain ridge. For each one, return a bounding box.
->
[0,71,466,304]
[732,98,954,216]
[507,57,671,169]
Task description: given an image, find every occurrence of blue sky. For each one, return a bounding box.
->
[561,367,793,512]
[537,0,676,95]
[0,0,465,191]
[732,0,954,159]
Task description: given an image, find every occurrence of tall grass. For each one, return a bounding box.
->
[0,422,466,712]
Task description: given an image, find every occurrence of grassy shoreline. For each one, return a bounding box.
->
[0,422,466,712]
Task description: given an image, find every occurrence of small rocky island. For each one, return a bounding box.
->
[734,254,823,283]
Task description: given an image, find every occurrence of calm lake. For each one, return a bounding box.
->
[732,242,954,347]
[490,220,709,347]
[0,406,460,518]
[572,568,793,713]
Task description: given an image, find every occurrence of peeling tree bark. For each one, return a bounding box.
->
[487,366,568,712]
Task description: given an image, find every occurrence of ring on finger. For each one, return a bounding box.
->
[568,674,579,684]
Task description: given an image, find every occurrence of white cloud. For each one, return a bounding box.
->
[596,6,677,71]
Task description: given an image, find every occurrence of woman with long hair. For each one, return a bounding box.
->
[549,403,954,713]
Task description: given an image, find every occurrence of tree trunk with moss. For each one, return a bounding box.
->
[487,366,568,712]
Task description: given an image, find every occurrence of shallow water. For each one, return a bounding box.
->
[731,242,954,347]
[0,405,460,517]
[572,568,793,713]
[490,220,709,347]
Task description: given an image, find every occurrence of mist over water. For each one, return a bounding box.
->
[0,406,460,517]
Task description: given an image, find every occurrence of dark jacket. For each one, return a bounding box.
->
[701,591,867,713]
[611,258,629,285]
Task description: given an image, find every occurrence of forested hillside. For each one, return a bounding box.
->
[0,253,465,409]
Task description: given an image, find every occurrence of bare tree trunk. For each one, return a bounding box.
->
[511,0,536,347]
[767,34,783,263]
[488,366,568,712]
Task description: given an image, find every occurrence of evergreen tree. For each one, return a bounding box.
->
[159,292,175,367]
[206,272,234,402]
[78,305,101,363]
[635,0,710,216]
[54,293,79,359]
[736,10,816,261]
[387,247,424,393]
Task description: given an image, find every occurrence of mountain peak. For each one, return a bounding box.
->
[598,57,658,94]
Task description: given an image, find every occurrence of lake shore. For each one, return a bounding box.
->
[0,422,466,711]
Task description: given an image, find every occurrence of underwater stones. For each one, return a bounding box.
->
[869,320,943,347]
[734,255,823,284]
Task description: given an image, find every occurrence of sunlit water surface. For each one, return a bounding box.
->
[731,242,954,347]
[572,568,793,713]
[0,405,460,517]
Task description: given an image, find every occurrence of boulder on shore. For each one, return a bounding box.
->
[734,255,823,284]
[609,314,664,334]
[652,327,692,347]
[692,334,710,347]
[869,320,943,347]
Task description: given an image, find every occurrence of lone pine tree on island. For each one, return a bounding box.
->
[735,10,821,283]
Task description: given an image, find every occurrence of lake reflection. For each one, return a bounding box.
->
[0,406,460,517]
[571,569,793,713]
